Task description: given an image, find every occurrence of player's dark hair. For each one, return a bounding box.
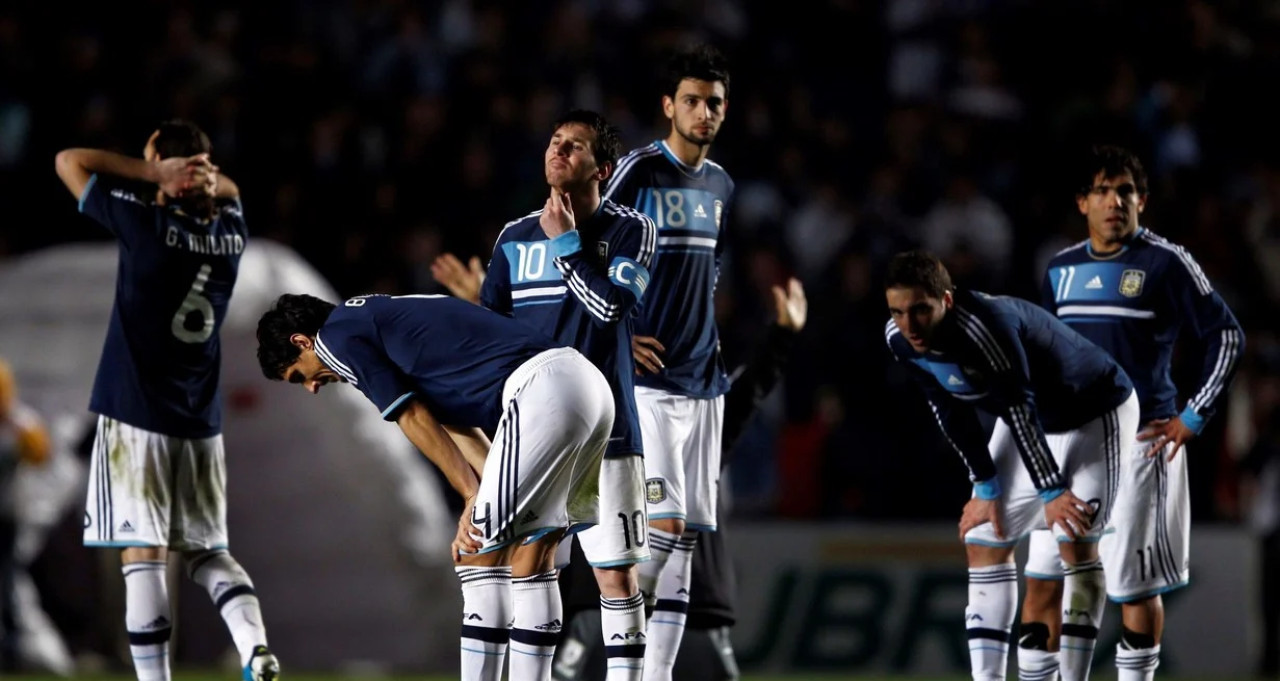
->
[553,109,621,172]
[1079,144,1148,196]
[665,44,731,97]
[884,251,953,299]
[153,119,212,160]
[256,294,338,380]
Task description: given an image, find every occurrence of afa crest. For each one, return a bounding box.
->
[645,478,666,504]
[1119,269,1145,298]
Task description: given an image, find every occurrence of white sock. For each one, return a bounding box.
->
[966,563,1017,681]
[510,570,560,681]
[642,532,695,681]
[1017,647,1060,681]
[1060,558,1105,681]
[1116,643,1160,681]
[456,566,511,681]
[186,550,269,666]
[636,528,678,610]
[601,592,645,681]
[122,561,171,681]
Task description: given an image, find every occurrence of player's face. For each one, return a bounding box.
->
[1078,170,1146,247]
[545,123,605,189]
[664,78,727,146]
[886,286,952,352]
[282,335,345,395]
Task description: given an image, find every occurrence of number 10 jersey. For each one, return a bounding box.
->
[79,174,247,438]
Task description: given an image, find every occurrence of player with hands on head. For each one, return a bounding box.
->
[55,120,276,681]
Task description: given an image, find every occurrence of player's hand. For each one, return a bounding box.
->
[1137,417,1196,461]
[431,253,485,304]
[452,495,484,562]
[539,189,576,238]
[772,277,808,332]
[154,154,215,198]
[1043,489,1096,541]
[633,335,665,375]
[959,498,1003,540]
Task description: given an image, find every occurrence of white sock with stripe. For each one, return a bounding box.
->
[966,563,1017,681]
[1116,642,1160,681]
[636,528,678,611]
[642,532,696,681]
[456,566,511,681]
[1060,558,1105,681]
[122,561,172,681]
[510,570,560,681]
[601,592,646,680]
[186,550,269,666]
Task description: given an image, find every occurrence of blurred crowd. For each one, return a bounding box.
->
[3,0,1280,526]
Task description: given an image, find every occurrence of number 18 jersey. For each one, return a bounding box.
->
[79,175,248,438]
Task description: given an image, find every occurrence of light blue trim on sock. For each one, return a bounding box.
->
[1024,571,1065,581]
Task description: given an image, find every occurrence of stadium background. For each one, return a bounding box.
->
[0,1,1277,679]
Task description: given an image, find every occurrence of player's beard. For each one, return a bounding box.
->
[676,120,716,147]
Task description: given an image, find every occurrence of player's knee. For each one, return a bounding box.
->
[1058,541,1100,566]
[1018,621,1053,651]
[965,543,1014,567]
[593,564,638,598]
[182,548,250,583]
[121,546,167,564]
[650,517,684,536]
[1023,576,1063,605]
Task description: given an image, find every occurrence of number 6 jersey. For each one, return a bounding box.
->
[78,174,247,438]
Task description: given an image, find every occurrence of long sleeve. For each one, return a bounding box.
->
[550,213,657,327]
[951,306,1064,495]
[479,240,513,315]
[1165,252,1245,433]
[721,325,796,465]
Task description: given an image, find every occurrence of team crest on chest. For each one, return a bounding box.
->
[714,200,723,229]
[1119,269,1145,298]
[645,478,666,504]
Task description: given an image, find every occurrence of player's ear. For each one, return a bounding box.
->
[596,161,613,184]
[662,95,676,120]
[942,290,954,309]
[1136,193,1148,214]
[1076,194,1089,215]
[288,333,312,351]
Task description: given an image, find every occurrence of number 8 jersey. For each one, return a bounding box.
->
[79,174,247,438]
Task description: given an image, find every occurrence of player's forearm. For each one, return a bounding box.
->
[444,425,491,475]
[214,173,240,199]
[397,402,480,498]
[1182,324,1245,433]
[57,149,161,185]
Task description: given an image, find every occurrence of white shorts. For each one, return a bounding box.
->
[635,386,723,531]
[83,416,228,551]
[574,454,650,567]
[472,348,612,553]
[965,391,1139,547]
[1027,437,1191,601]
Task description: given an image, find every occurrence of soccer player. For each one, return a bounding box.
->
[1021,145,1244,681]
[883,251,1139,681]
[600,44,734,681]
[55,121,279,681]
[255,293,613,681]
[477,109,656,681]
[0,357,50,671]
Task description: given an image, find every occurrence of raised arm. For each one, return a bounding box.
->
[55,148,212,201]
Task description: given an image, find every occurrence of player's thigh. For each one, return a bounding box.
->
[83,416,174,549]
[169,434,228,552]
[577,454,649,568]
[1047,393,1137,541]
[682,395,724,532]
[473,356,613,554]
[1025,528,1064,580]
[1100,439,1190,601]
[965,418,1041,547]
[635,387,695,522]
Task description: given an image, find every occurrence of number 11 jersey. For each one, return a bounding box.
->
[79,175,247,438]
